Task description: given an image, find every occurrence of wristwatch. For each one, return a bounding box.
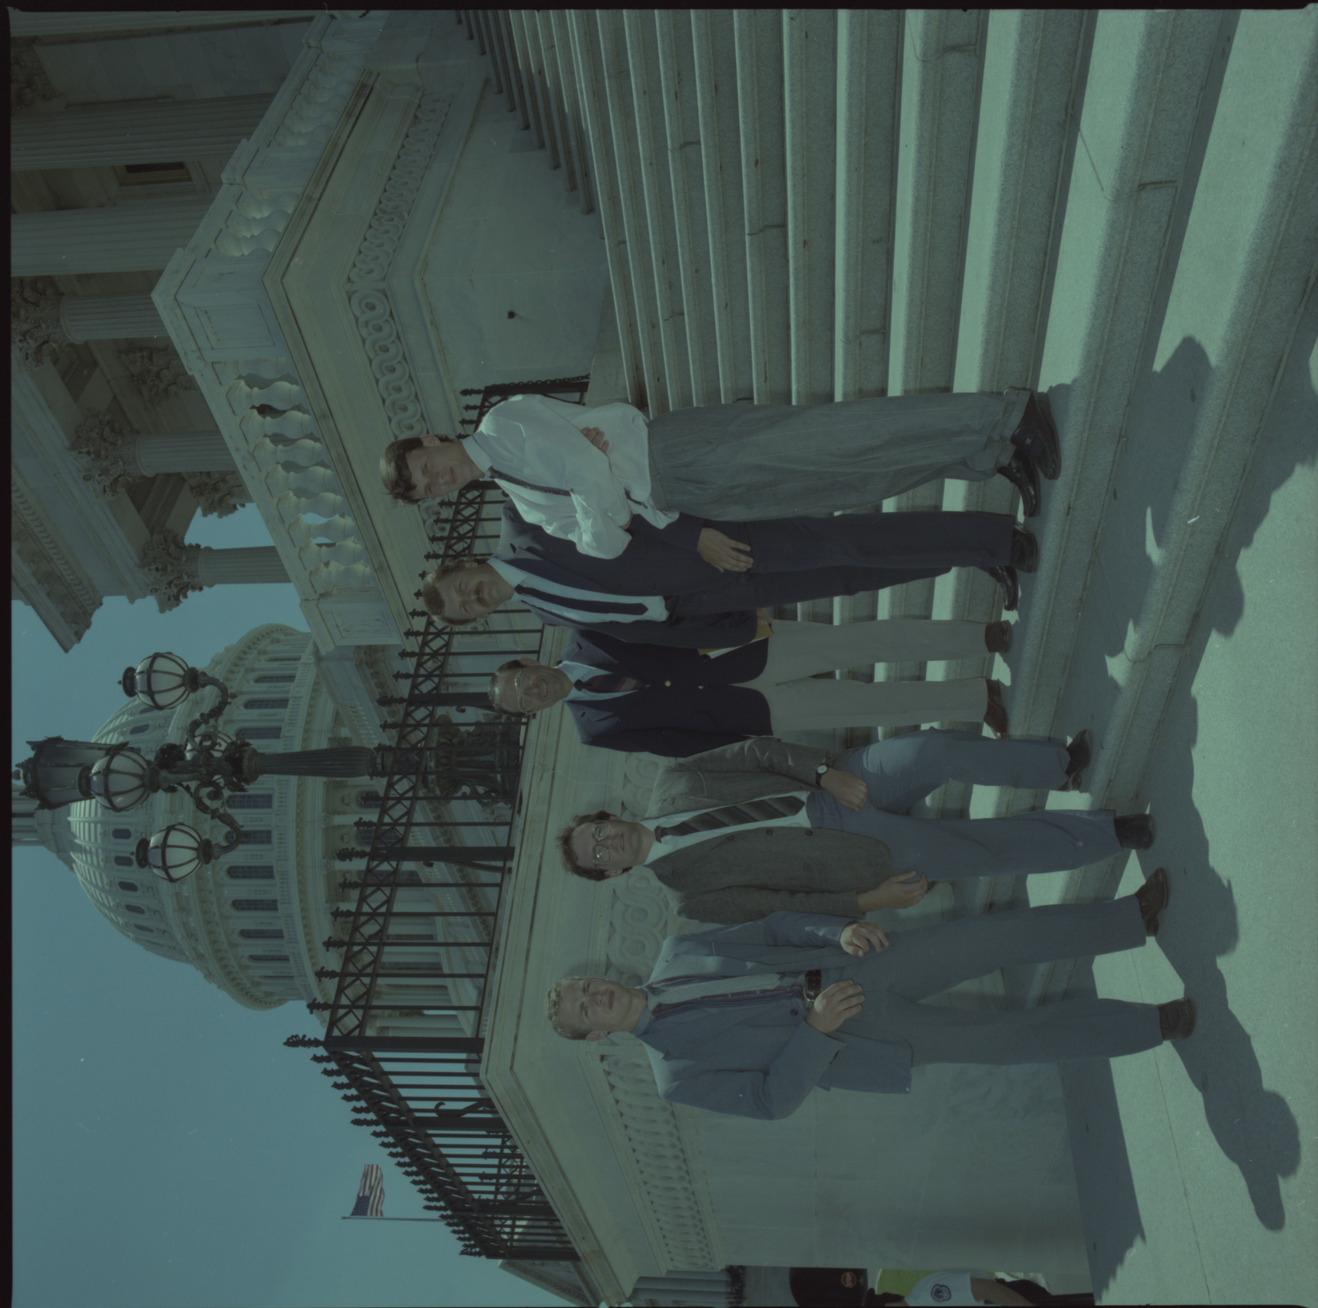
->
[814,763,829,784]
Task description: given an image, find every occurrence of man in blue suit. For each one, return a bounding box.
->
[423,501,1037,647]
[546,887,1194,1121]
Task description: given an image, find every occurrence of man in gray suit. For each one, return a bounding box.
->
[557,731,1156,923]
[545,893,1194,1121]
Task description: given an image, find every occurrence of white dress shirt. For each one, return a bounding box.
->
[469,394,678,558]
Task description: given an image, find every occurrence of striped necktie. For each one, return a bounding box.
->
[514,583,651,617]
[654,795,806,840]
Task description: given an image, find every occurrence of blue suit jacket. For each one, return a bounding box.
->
[635,912,913,1119]
[561,629,774,757]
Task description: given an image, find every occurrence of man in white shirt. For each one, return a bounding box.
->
[379,390,1060,561]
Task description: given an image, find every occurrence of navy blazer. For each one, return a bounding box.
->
[561,629,775,757]
[493,503,758,648]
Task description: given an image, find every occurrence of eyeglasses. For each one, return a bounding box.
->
[589,820,614,866]
[511,670,539,714]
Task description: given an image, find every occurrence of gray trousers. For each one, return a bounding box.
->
[741,619,989,731]
[822,895,1161,1067]
[647,389,1030,519]
[804,729,1121,879]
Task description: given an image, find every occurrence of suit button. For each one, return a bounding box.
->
[664,680,672,687]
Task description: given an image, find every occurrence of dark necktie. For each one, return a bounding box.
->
[644,970,808,1018]
[653,795,806,841]
[579,672,641,694]
[514,583,650,617]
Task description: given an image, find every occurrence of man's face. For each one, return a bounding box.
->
[405,436,473,501]
[555,977,645,1041]
[569,815,647,875]
[494,659,568,714]
[433,560,511,622]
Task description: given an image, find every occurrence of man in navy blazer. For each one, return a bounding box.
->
[489,621,1012,756]
[423,501,1036,648]
[546,893,1194,1121]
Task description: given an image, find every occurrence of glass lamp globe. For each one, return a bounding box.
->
[143,823,206,883]
[124,651,193,710]
[185,729,235,763]
[87,748,153,812]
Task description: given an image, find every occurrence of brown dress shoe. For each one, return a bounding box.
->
[984,621,1012,654]
[1115,813,1156,850]
[983,679,1009,737]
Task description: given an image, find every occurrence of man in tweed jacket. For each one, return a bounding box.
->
[557,731,1157,923]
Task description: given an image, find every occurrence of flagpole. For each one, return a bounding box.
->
[341,1215,446,1222]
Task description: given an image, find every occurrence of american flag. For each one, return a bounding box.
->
[349,1163,385,1217]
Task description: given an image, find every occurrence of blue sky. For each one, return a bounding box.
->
[11,504,571,1308]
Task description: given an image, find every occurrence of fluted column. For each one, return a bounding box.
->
[12,95,274,172]
[135,432,236,475]
[8,12,314,38]
[195,547,289,587]
[11,196,214,277]
[59,293,168,342]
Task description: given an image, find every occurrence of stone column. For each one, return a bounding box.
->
[59,293,168,342]
[8,12,314,38]
[140,531,288,611]
[12,95,274,171]
[134,432,236,475]
[11,196,214,277]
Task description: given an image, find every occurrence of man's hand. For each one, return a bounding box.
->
[839,921,890,957]
[755,608,774,630]
[805,979,865,1034]
[857,871,929,912]
[820,767,868,811]
[581,426,609,453]
[697,528,754,572]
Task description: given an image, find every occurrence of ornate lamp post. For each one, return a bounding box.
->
[17,651,383,883]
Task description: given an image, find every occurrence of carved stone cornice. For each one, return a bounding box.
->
[184,470,251,518]
[139,528,205,612]
[10,490,102,648]
[70,413,143,498]
[10,40,61,114]
[12,276,66,367]
[119,347,198,407]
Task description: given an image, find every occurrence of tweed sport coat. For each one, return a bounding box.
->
[633,910,914,1119]
[640,738,894,923]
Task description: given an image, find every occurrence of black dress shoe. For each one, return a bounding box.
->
[1158,997,1196,1041]
[997,451,1041,517]
[984,620,1012,654]
[1011,392,1061,480]
[1010,526,1038,573]
[983,678,1009,737]
[1115,813,1156,850]
[1060,729,1092,791]
[988,565,1019,612]
[1135,866,1169,935]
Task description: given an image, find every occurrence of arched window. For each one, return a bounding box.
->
[243,698,290,712]
[254,675,296,684]
[113,827,132,839]
[125,904,146,915]
[238,829,273,845]
[236,726,283,741]
[228,793,273,810]
[114,855,135,867]
[233,898,279,912]
[239,928,284,939]
[118,880,139,892]
[132,923,153,933]
[129,724,153,735]
[227,865,274,879]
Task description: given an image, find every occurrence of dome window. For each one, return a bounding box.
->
[125,904,146,915]
[237,727,282,741]
[243,698,290,712]
[253,675,296,684]
[249,953,290,962]
[228,793,274,810]
[131,924,153,933]
[129,724,153,735]
[239,928,284,939]
[118,880,139,892]
[233,898,278,912]
[113,827,133,840]
[227,865,274,879]
[113,855,135,867]
[238,829,273,845]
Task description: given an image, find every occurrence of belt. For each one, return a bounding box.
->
[802,969,822,1005]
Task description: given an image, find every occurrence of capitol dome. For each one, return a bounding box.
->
[15,623,365,1012]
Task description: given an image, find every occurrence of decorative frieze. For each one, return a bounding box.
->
[11,276,65,367]
[9,40,60,114]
